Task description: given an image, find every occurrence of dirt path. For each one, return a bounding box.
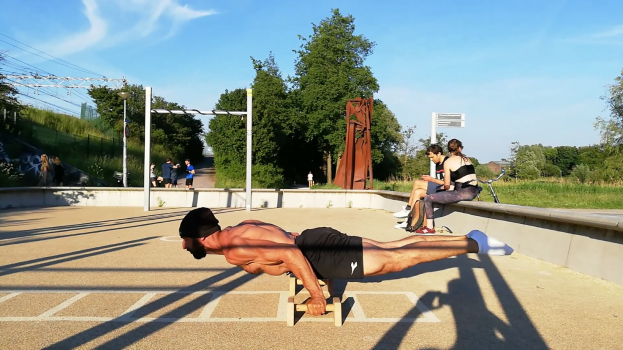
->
[189,156,215,188]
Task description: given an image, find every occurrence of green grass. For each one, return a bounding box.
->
[311,178,623,209]
[477,180,623,209]
[10,107,172,187]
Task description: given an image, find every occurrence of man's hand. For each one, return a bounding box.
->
[421,175,433,181]
[305,296,327,316]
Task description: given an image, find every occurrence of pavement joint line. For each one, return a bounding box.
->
[0,316,437,323]
[0,292,22,304]
[118,292,157,320]
[276,291,289,320]
[405,292,441,322]
[0,290,441,324]
[37,292,89,318]
[344,292,367,319]
[197,292,225,320]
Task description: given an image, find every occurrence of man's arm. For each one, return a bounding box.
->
[420,175,444,185]
[225,238,325,309]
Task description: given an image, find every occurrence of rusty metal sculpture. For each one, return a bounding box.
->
[333,97,374,190]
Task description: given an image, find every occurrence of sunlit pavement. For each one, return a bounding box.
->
[0,207,621,349]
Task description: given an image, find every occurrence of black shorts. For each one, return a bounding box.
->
[185,178,193,186]
[163,178,172,185]
[294,227,364,280]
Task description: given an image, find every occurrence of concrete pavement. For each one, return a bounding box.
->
[0,207,621,349]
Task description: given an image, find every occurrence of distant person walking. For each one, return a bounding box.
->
[150,163,157,187]
[185,159,195,189]
[161,158,178,188]
[38,154,53,186]
[171,162,180,188]
[52,157,64,186]
[307,171,314,188]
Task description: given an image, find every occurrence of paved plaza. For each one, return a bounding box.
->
[0,206,621,349]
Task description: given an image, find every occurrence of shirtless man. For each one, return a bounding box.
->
[179,207,513,316]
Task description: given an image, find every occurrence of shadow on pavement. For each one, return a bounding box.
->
[0,237,158,277]
[42,268,258,350]
[372,255,549,350]
[0,207,243,246]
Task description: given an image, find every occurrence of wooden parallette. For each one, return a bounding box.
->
[286,275,342,327]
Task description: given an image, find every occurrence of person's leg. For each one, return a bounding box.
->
[395,181,429,220]
[408,188,427,207]
[363,239,478,276]
[362,230,513,276]
[362,234,467,249]
[422,187,479,226]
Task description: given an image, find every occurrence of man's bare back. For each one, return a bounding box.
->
[217,220,301,276]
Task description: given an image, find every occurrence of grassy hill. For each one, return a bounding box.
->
[3,107,172,187]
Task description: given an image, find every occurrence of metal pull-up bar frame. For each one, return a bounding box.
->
[144,87,253,212]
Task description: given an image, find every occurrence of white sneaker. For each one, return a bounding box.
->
[467,230,514,256]
[395,221,408,229]
[393,208,410,218]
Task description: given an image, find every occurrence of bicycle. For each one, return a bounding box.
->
[476,169,505,203]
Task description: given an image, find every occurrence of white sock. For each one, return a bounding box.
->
[466,230,514,256]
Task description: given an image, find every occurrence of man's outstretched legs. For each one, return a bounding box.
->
[362,230,513,277]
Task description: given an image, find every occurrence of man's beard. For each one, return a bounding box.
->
[188,246,207,260]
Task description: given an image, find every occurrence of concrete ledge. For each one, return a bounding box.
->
[0,186,621,285]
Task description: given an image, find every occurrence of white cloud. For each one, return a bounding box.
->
[45,0,107,58]
[40,0,217,57]
[592,24,623,38]
[562,24,623,45]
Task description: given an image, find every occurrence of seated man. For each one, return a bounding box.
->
[179,207,513,316]
[393,144,448,230]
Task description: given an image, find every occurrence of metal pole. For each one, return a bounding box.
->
[123,99,127,187]
[430,112,437,177]
[144,87,152,211]
[245,89,253,211]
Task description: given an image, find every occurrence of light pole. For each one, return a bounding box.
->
[118,91,130,187]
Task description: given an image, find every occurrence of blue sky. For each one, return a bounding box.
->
[1,0,622,163]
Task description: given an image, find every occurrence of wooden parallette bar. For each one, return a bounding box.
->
[286,275,343,327]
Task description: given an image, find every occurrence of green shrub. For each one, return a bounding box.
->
[571,164,591,184]
[475,165,495,180]
[542,164,562,177]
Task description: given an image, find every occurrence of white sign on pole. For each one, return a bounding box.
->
[429,112,466,176]
[436,113,465,128]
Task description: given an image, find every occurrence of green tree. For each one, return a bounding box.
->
[418,132,449,154]
[0,52,21,112]
[205,88,247,181]
[577,145,606,170]
[542,146,558,165]
[571,164,591,184]
[596,68,623,149]
[88,84,204,163]
[370,99,402,180]
[542,164,562,177]
[291,8,379,182]
[554,146,579,176]
[515,149,540,180]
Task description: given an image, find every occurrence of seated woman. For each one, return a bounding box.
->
[415,139,481,234]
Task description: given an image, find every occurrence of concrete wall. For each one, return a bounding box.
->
[0,187,621,285]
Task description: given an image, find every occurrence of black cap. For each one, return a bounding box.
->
[179,207,221,239]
